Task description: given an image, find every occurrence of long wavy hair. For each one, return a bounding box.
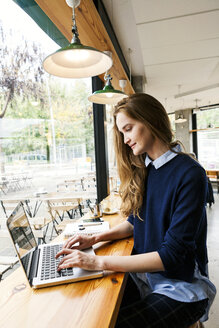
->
[113,93,179,218]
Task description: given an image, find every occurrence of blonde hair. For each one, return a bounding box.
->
[113,93,179,218]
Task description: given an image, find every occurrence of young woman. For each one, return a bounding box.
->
[56,93,216,327]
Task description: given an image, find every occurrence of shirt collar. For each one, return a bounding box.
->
[145,144,181,169]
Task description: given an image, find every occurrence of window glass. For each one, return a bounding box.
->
[168,113,176,136]
[0,1,96,197]
[105,105,119,193]
[196,108,219,169]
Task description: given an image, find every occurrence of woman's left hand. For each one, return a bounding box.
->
[56,248,103,271]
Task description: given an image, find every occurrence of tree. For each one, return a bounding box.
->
[197,108,219,129]
[47,79,94,156]
[0,20,95,168]
[0,21,46,118]
[0,21,47,171]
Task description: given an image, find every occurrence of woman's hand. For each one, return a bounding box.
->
[62,221,134,251]
[56,248,103,271]
[63,234,96,250]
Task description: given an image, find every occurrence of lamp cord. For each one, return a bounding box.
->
[128,48,132,84]
[104,72,112,87]
[71,3,81,44]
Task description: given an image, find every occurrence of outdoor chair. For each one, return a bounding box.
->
[21,171,34,189]
[46,197,82,239]
[0,199,33,220]
[81,177,97,208]
[64,178,84,192]
[81,176,96,192]
[29,216,53,244]
[0,199,18,218]
[0,179,9,195]
[47,197,81,221]
[56,183,68,192]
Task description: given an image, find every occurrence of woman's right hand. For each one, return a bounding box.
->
[63,234,96,250]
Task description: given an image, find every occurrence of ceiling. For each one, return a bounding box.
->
[102,0,219,113]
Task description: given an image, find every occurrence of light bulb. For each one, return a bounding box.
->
[106,93,113,98]
[64,49,90,62]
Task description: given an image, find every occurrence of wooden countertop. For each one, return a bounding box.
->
[0,211,133,328]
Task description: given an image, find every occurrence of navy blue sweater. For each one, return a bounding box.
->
[128,154,208,282]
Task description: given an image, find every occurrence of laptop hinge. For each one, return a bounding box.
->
[29,247,40,285]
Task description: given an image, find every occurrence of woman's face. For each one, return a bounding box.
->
[116,112,155,156]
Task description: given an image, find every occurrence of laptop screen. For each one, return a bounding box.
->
[7,202,37,274]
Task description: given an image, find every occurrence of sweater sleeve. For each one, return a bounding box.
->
[127,214,134,225]
[157,165,208,279]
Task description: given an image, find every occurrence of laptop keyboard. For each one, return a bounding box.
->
[40,244,74,280]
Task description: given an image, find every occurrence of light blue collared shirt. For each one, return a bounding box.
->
[132,145,216,322]
[145,144,181,169]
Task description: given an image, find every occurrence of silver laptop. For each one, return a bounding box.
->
[6,202,103,289]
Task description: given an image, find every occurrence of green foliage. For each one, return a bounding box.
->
[197,108,219,129]
[48,79,94,154]
[0,22,46,118]
[0,20,94,163]
[2,78,94,160]
[5,94,49,119]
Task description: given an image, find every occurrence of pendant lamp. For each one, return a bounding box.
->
[175,113,187,123]
[88,73,127,105]
[43,0,112,78]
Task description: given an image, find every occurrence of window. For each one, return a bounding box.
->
[0,1,96,195]
[168,113,176,136]
[196,108,219,169]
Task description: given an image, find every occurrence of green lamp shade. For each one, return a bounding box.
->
[88,84,127,105]
[43,43,113,79]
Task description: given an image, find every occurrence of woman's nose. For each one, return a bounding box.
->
[124,135,130,144]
